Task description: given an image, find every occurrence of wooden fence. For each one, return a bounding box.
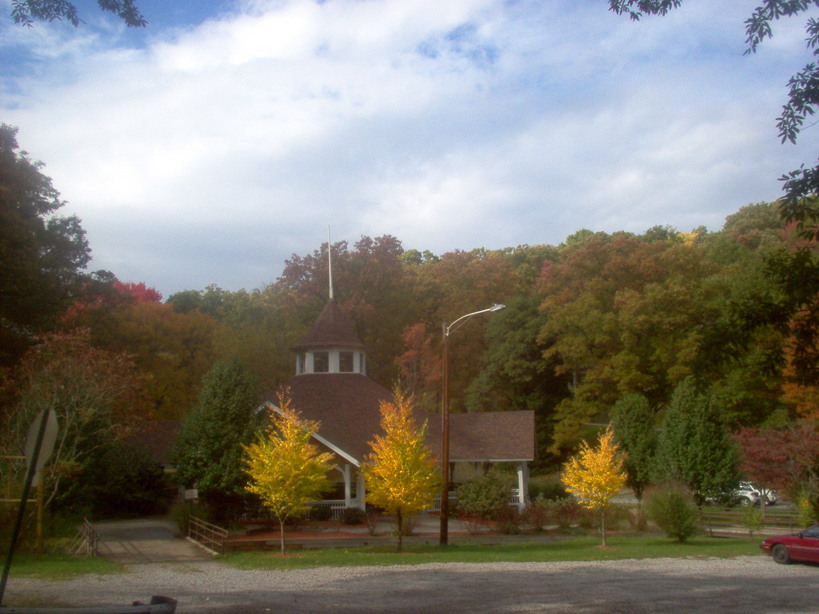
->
[700,506,800,536]
[188,516,228,554]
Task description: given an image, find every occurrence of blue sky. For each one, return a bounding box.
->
[1,0,816,297]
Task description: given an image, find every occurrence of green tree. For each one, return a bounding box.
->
[244,392,334,554]
[0,125,91,367]
[10,0,145,28]
[173,359,262,522]
[561,427,627,547]
[655,378,741,505]
[362,390,439,551]
[465,295,569,470]
[611,393,656,509]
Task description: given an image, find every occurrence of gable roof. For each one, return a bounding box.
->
[294,300,365,350]
[284,373,392,463]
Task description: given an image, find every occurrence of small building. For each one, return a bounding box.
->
[261,299,535,514]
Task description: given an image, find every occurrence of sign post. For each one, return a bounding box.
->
[0,409,58,605]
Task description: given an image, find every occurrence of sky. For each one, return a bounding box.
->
[1,0,816,298]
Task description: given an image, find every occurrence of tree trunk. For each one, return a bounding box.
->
[279,517,286,554]
[397,509,403,552]
[600,509,607,547]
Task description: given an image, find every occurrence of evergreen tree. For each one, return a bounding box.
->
[173,359,262,522]
[611,393,656,502]
[655,377,740,505]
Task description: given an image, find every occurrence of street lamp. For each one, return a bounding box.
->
[439,303,505,545]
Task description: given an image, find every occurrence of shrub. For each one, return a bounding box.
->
[341,507,366,525]
[646,483,700,542]
[522,497,549,532]
[741,505,763,536]
[494,506,522,534]
[455,470,511,520]
[528,475,570,501]
[309,505,332,521]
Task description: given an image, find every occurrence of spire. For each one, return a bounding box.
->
[328,226,334,301]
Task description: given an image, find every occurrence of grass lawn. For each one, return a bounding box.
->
[7,552,125,579]
[220,535,764,570]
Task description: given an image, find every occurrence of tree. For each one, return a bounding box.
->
[611,393,656,514]
[609,0,819,386]
[0,124,91,367]
[173,359,262,522]
[243,392,334,554]
[465,294,568,470]
[1,329,149,509]
[655,378,741,505]
[362,390,439,551]
[561,427,627,547]
[10,0,146,28]
[734,426,819,501]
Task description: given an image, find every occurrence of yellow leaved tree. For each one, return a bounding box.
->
[362,390,439,551]
[561,427,627,547]
[244,390,334,553]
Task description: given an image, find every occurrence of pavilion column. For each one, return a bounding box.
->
[516,462,530,512]
[356,470,366,509]
[343,464,352,508]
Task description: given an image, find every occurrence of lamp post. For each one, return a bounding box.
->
[439,303,505,545]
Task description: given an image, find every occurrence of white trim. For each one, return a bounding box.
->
[260,401,361,467]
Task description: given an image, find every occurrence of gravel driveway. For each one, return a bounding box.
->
[6,555,817,613]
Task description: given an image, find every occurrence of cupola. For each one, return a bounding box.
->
[293,300,367,375]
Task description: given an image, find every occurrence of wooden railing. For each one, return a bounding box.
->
[187,516,228,554]
[69,517,98,557]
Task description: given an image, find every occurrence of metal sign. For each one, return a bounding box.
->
[23,409,58,482]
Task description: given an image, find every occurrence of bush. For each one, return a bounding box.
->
[646,483,700,542]
[309,505,332,521]
[528,475,570,501]
[455,470,511,520]
[340,507,366,525]
[494,506,522,535]
[741,505,763,536]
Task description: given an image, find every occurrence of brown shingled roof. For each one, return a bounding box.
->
[294,300,365,349]
[284,373,392,462]
[280,374,535,464]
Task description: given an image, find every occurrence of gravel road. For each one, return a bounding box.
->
[6,555,817,613]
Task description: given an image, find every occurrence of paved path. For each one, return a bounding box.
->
[94,518,213,564]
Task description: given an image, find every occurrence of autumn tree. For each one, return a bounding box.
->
[655,378,741,505]
[1,329,149,509]
[734,426,819,500]
[362,390,439,551]
[561,427,627,547]
[609,0,819,385]
[173,360,263,523]
[244,392,334,553]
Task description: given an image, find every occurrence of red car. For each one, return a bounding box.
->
[760,525,819,564]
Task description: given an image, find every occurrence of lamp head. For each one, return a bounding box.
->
[490,303,506,312]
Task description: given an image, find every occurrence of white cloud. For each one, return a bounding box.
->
[1,0,813,295]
